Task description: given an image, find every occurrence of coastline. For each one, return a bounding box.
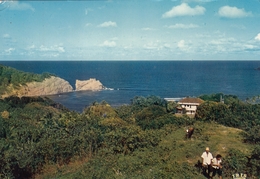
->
[1,61,260,112]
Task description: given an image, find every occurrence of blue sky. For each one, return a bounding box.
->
[0,0,260,61]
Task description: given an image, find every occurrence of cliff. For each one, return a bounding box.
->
[2,76,73,98]
[0,64,107,98]
[75,78,104,91]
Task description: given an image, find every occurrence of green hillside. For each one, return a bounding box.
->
[37,122,252,179]
[0,64,53,96]
[0,95,260,179]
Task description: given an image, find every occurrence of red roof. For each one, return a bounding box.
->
[179,97,204,104]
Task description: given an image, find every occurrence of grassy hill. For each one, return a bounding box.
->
[0,65,259,178]
[35,121,253,179]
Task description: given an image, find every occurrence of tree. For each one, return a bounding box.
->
[135,105,167,130]
[243,125,260,144]
[249,145,260,177]
[131,95,167,108]
[166,101,178,113]
[195,101,218,121]
[224,149,248,177]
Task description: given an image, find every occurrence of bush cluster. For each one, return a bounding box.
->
[0,94,260,178]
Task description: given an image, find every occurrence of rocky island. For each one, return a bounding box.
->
[75,78,105,91]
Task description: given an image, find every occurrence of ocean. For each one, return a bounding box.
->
[1,61,260,112]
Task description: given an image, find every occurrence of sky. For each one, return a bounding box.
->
[0,0,260,61]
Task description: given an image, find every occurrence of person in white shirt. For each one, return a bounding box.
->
[211,154,222,179]
[201,147,214,179]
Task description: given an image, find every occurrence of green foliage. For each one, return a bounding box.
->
[195,98,260,130]
[134,105,194,130]
[1,93,260,178]
[243,125,260,144]
[131,95,167,108]
[199,93,239,105]
[115,104,136,124]
[195,101,218,121]
[224,149,248,177]
[0,96,88,178]
[135,105,167,129]
[249,145,260,177]
[83,101,118,120]
[2,63,259,178]
[245,95,260,104]
[103,126,149,154]
[166,101,178,113]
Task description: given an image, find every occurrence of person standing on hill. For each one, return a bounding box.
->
[201,147,214,179]
[211,154,223,179]
[186,127,194,139]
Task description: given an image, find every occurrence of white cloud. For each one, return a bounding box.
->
[98,21,117,27]
[110,37,118,41]
[210,37,236,45]
[206,37,260,54]
[163,43,171,49]
[166,23,199,29]
[39,45,65,53]
[85,23,92,27]
[218,6,252,18]
[100,40,117,47]
[255,33,260,41]
[85,8,92,15]
[23,44,66,58]
[143,41,172,50]
[5,48,15,54]
[144,42,159,50]
[141,27,156,31]
[177,40,186,49]
[244,44,255,50]
[177,40,193,52]
[3,33,10,38]
[8,1,35,11]
[162,3,205,18]
[57,47,65,53]
[27,45,35,50]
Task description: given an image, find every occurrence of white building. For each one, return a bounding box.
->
[177,97,204,115]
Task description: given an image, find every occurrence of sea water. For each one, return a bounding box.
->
[1,61,260,112]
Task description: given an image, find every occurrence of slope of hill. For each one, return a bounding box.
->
[35,121,253,179]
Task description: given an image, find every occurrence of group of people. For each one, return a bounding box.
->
[201,147,223,179]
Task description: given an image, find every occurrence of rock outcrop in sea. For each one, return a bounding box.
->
[2,76,73,98]
[1,77,107,98]
[0,63,108,98]
[75,78,104,91]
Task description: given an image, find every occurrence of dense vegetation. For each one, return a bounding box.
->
[0,93,260,179]
[0,65,53,95]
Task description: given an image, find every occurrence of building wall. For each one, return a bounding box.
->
[179,102,200,115]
